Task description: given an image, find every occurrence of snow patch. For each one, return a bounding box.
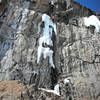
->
[64,78,70,84]
[84,15,100,32]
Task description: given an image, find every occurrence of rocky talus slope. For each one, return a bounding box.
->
[0,0,100,100]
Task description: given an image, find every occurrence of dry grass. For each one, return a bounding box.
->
[0,80,23,97]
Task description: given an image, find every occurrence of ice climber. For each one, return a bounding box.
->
[48,0,54,15]
[64,0,67,10]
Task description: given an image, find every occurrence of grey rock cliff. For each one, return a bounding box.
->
[0,0,100,100]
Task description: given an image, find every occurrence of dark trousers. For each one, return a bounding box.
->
[64,1,66,10]
[48,4,54,15]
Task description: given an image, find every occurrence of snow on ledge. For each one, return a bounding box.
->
[39,88,60,96]
[84,15,100,32]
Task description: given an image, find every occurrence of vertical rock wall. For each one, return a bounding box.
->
[0,0,100,100]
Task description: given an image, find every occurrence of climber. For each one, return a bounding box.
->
[40,21,45,28]
[66,0,73,9]
[51,16,55,22]
[63,0,67,10]
[48,0,54,7]
[48,0,54,15]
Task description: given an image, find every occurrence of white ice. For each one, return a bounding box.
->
[54,84,60,95]
[37,14,57,68]
[39,35,53,46]
[37,45,55,68]
[42,14,57,37]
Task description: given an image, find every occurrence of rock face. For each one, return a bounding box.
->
[0,0,7,16]
[0,0,100,100]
